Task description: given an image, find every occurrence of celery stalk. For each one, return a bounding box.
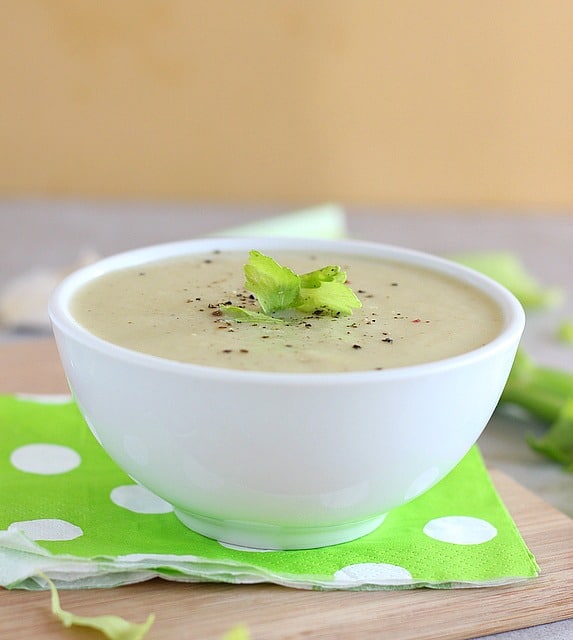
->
[451,250,572,469]
[210,203,347,239]
[451,251,563,310]
[500,350,573,468]
[557,320,573,345]
[502,351,573,421]
[527,398,573,470]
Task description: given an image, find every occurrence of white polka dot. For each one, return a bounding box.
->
[10,443,81,475]
[423,516,497,545]
[15,393,73,404]
[334,562,413,585]
[8,518,83,541]
[218,542,276,552]
[110,484,174,514]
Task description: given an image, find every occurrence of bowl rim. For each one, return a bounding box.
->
[48,236,526,385]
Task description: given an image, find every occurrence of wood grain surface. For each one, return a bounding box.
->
[1,339,573,640]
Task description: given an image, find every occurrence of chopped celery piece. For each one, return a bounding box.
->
[451,251,563,310]
[501,350,573,469]
[557,320,573,345]
[502,350,573,423]
[527,398,573,470]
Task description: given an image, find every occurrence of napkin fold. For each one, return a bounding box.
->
[0,395,538,591]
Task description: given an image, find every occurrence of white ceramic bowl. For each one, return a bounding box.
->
[49,237,525,549]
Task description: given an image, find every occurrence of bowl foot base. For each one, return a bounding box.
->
[173,508,387,550]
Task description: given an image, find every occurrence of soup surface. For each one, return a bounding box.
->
[71,250,504,373]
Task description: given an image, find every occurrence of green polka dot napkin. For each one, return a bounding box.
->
[0,395,538,591]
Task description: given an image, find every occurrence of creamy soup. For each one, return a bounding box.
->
[71,250,504,373]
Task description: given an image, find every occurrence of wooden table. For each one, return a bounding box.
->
[1,338,573,639]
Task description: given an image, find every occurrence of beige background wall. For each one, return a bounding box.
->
[1,1,573,210]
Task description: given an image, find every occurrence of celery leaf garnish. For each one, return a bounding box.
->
[297,280,362,316]
[243,250,300,314]
[222,305,284,324]
[297,265,361,315]
[299,265,346,288]
[222,250,362,322]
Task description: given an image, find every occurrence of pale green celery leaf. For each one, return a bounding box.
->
[557,320,573,345]
[299,265,346,288]
[244,250,301,314]
[45,575,154,640]
[527,397,573,471]
[222,305,284,323]
[451,251,563,310]
[222,624,251,640]
[296,280,362,316]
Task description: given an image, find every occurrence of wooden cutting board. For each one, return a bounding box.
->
[1,338,572,640]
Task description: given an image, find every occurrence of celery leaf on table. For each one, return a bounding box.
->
[44,575,154,639]
[222,625,251,640]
